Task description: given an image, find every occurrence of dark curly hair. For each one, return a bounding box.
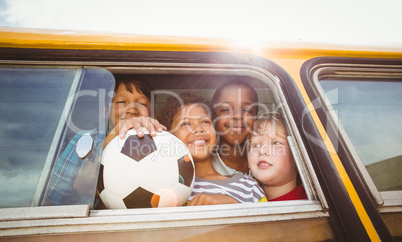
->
[115,78,154,100]
[158,92,215,130]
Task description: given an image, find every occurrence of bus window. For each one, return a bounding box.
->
[0,66,115,208]
[0,57,332,241]
[320,79,402,192]
[303,58,402,204]
[109,71,322,206]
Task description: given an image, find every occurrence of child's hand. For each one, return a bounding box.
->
[187,194,239,206]
[119,117,167,139]
[104,117,167,148]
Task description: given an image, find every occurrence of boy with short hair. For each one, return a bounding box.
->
[45,78,165,206]
[211,80,259,175]
[104,78,165,146]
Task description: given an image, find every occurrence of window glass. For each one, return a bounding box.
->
[0,68,78,207]
[42,68,115,207]
[321,79,402,191]
[0,67,115,208]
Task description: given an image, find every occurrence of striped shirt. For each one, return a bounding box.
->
[189,173,267,203]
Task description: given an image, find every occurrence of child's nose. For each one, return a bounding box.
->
[261,144,270,156]
[125,109,140,117]
[232,109,243,120]
[125,104,140,117]
[192,122,205,134]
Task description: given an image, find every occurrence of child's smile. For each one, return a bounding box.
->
[257,160,273,169]
[226,122,247,134]
[171,104,217,162]
[188,136,210,146]
[213,84,257,145]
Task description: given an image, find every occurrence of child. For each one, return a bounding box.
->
[45,78,165,206]
[104,78,166,147]
[211,80,259,175]
[159,92,266,205]
[246,113,307,201]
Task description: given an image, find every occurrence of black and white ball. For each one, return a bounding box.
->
[98,128,195,209]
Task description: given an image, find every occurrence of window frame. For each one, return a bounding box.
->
[0,64,115,209]
[0,201,328,237]
[0,65,89,208]
[104,62,327,206]
[302,57,402,210]
[32,68,84,206]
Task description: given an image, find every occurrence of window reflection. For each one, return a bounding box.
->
[321,80,402,191]
[0,68,76,207]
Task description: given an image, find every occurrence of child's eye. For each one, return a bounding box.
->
[218,106,231,113]
[273,141,281,145]
[180,122,190,127]
[243,107,256,115]
[136,102,147,107]
[114,101,126,104]
[202,120,211,125]
[249,144,261,154]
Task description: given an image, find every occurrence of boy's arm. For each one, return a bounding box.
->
[187,194,239,206]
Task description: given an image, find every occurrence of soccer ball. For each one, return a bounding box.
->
[98,128,195,209]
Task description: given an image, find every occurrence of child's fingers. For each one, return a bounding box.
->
[187,194,210,206]
[140,117,166,136]
[130,118,144,137]
[187,194,238,206]
[148,118,167,132]
[141,118,157,137]
[187,195,199,206]
[119,117,165,139]
[119,118,143,138]
[118,121,129,139]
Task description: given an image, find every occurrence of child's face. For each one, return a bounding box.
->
[214,84,257,146]
[110,83,150,127]
[247,121,297,187]
[171,104,216,162]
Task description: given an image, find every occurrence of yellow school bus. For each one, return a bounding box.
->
[0,27,401,241]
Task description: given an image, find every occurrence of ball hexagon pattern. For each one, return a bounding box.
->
[98,128,195,209]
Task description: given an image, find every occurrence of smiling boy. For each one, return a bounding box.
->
[45,78,165,206]
[211,80,258,175]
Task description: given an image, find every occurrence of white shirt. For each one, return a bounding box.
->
[211,153,238,176]
[211,153,254,177]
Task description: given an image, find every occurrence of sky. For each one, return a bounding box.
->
[0,0,402,50]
